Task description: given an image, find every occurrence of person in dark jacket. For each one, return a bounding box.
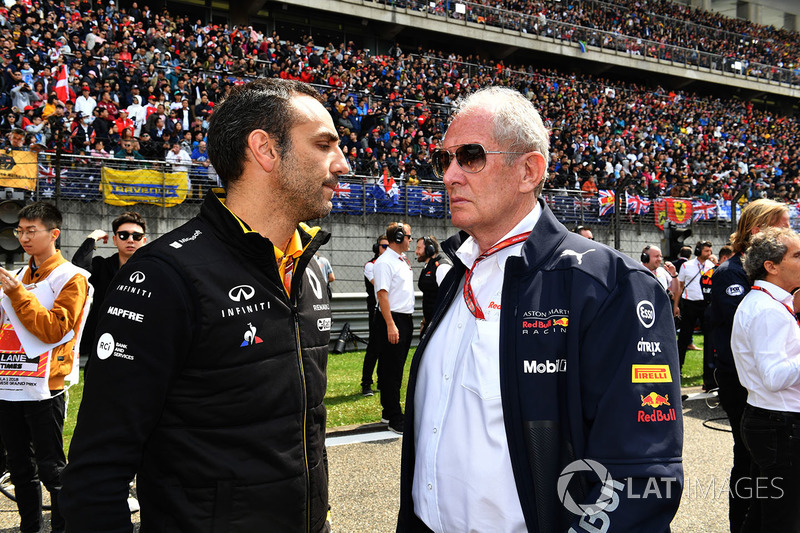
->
[414,235,450,335]
[61,78,349,533]
[361,234,389,397]
[71,212,147,366]
[710,198,789,533]
[398,87,682,532]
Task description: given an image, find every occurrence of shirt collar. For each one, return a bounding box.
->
[273,229,303,262]
[754,279,794,305]
[455,202,541,272]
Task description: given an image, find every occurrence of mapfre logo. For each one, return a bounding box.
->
[228,285,255,302]
[129,271,146,284]
[636,300,655,328]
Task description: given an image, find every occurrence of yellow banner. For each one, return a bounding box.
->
[102,167,189,207]
[0,150,37,191]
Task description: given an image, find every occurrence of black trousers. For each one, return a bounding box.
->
[0,391,66,533]
[740,404,800,532]
[677,298,707,368]
[375,311,413,422]
[716,369,752,532]
[361,308,380,389]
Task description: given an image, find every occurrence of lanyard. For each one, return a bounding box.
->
[750,285,800,328]
[463,232,531,320]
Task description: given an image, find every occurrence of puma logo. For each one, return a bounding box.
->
[560,249,596,265]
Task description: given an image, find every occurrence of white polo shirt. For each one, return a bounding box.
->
[732,279,800,412]
[373,247,415,314]
[678,258,713,301]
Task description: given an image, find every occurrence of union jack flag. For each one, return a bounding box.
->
[573,196,592,212]
[692,201,717,221]
[598,190,615,216]
[333,183,351,198]
[421,189,442,203]
[625,192,651,215]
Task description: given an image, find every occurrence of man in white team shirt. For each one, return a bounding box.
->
[732,227,800,531]
[673,240,714,369]
[641,244,679,297]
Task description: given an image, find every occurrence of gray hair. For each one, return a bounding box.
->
[744,227,798,282]
[452,87,550,196]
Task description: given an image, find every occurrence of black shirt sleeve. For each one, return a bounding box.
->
[61,255,194,533]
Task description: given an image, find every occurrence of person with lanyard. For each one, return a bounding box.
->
[0,202,91,533]
[710,198,790,533]
[61,78,349,532]
[372,221,415,435]
[415,235,451,336]
[397,87,682,532]
[673,240,714,371]
[361,234,389,397]
[732,227,800,532]
[641,244,679,298]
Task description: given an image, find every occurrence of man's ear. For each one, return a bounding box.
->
[519,151,546,194]
[51,227,61,242]
[247,129,278,173]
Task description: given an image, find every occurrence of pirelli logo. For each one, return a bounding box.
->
[632,364,672,383]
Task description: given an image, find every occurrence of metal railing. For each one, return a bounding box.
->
[357,0,800,88]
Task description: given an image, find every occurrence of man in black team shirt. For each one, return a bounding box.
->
[415,235,450,335]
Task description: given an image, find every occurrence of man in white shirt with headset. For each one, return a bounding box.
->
[673,239,714,370]
[732,227,800,532]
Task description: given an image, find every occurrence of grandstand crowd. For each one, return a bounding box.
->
[0,0,799,204]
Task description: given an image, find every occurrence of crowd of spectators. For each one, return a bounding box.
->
[0,0,798,205]
[386,0,800,82]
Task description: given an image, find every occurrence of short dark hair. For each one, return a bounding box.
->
[18,201,61,229]
[206,78,322,188]
[112,211,146,233]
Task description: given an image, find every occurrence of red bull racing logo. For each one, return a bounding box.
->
[521,314,569,335]
[638,392,676,423]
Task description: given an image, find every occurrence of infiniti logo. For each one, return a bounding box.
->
[228,285,255,302]
[129,271,146,284]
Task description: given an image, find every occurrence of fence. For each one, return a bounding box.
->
[0,153,757,292]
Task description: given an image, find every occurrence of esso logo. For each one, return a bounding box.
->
[228,285,255,302]
[636,300,655,329]
[129,271,146,284]
[96,333,115,360]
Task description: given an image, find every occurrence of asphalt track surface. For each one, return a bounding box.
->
[0,388,733,532]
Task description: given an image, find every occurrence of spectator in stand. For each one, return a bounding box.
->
[114,138,144,161]
[165,141,192,173]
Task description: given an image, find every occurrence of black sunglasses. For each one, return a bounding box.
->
[380,244,389,249]
[116,231,144,241]
[431,143,527,179]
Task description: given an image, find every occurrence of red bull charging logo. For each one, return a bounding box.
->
[638,392,676,423]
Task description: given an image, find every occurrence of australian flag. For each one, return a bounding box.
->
[330,181,364,215]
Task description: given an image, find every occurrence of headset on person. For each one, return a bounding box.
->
[388,222,406,244]
[423,235,438,259]
[694,240,712,257]
[641,245,652,264]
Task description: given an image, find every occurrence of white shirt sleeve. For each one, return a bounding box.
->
[364,261,374,282]
[749,305,800,392]
[435,263,452,286]
[372,260,392,295]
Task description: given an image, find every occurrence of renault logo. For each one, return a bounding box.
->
[228,285,255,302]
[129,271,146,284]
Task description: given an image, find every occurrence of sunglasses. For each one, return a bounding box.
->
[380,244,389,249]
[116,231,144,241]
[431,143,528,179]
